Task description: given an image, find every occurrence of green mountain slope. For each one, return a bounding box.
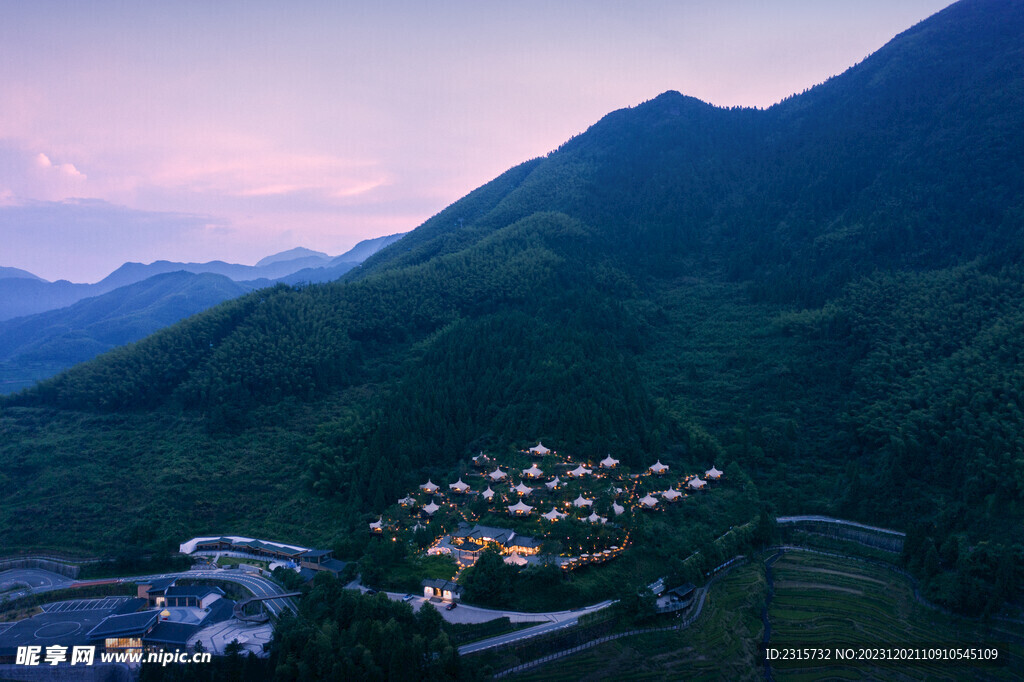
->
[2,0,1022,613]
[0,272,252,394]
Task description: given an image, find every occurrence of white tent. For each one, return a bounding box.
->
[612,502,626,515]
[705,466,724,480]
[420,480,439,493]
[423,502,441,515]
[600,454,619,468]
[568,465,593,478]
[649,461,669,475]
[481,486,495,500]
[687,477,707,490]
[504,552,528,566]
[662,488,682,501]
[398,495,416,506]
[489,468,508,481]
[449,479,470,493]
[587,512,607,524]
[545,476,562,489]
[508,501,534,516]
[639,494,659,508]
[542,508,568,521]
[513,483,534,496]
[369,518,383,531]
[573,495,594,508]
[522,464,544,478]
[529,442,551,455]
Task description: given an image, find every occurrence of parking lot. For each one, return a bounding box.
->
[40,597,133,614]
[0,604,121,652]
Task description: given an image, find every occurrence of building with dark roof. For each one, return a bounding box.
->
[145,621,199,649]
[421,579,463,602]
[451,523,540,556]
[138,577,177,605]
[87,611,159,652]
[299,549,348,577]
[163,585,224,608]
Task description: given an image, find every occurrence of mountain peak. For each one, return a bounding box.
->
[256,247,330,267]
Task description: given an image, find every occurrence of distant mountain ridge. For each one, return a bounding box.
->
[0,266,42,281]
[0,233,407,391]
[0,233,407,321]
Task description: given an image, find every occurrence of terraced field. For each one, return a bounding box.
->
[512,562,767,681]
[500,549,1023,680]
[768,551,1023,680]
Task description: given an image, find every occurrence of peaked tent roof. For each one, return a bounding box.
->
[663,488,683,500]
[423,502,441,514]
[450,479,470,492]
[421,480,439,492]
[542,508,567,521]
[640,494,659,507]
[522,464,544,477]
[529,442,551,455]
[508,501,533,515]
[705,466,724,479]
[482,486,495,499]
[688,477,707,490]
[600,455,619,468]
[504,552,528,566]
[573,495,594,507]
[489,468,508,480]
[513,482,534,495]
[545,476,562,489]
[649,461,669,474]
[568,465,592,477]
[612,502,626,515]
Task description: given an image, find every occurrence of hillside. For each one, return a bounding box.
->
[2,0,1022,615]
[0,272,252,394]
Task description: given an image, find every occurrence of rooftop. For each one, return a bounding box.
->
[87,611,159,640]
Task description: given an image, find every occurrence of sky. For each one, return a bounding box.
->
[0,0,953,283]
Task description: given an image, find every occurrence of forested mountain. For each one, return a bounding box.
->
[2,0,1022,614]
[0,236,406,392]
[0,272,252,394]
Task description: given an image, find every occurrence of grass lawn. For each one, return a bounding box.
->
[216,556,269,570]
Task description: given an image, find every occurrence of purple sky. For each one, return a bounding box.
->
[1,1,952,283]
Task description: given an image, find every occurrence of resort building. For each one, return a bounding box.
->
[649,461,669,475]
[640,494,659,509]
[612,502,626,515]
[513,482,534,496]
[421,480,440,494]
[573,495,594,508]
[489,468,508,482]
[705,466,724,480]
[663,489,683,502]
[422,579,463,602]
[688,477,707,490]
[482,486,495,501]
[545,476,563,490]
[529,443,551,455]
[599,455,619,469]
[423,501,441,515]
[449,479,470,494]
